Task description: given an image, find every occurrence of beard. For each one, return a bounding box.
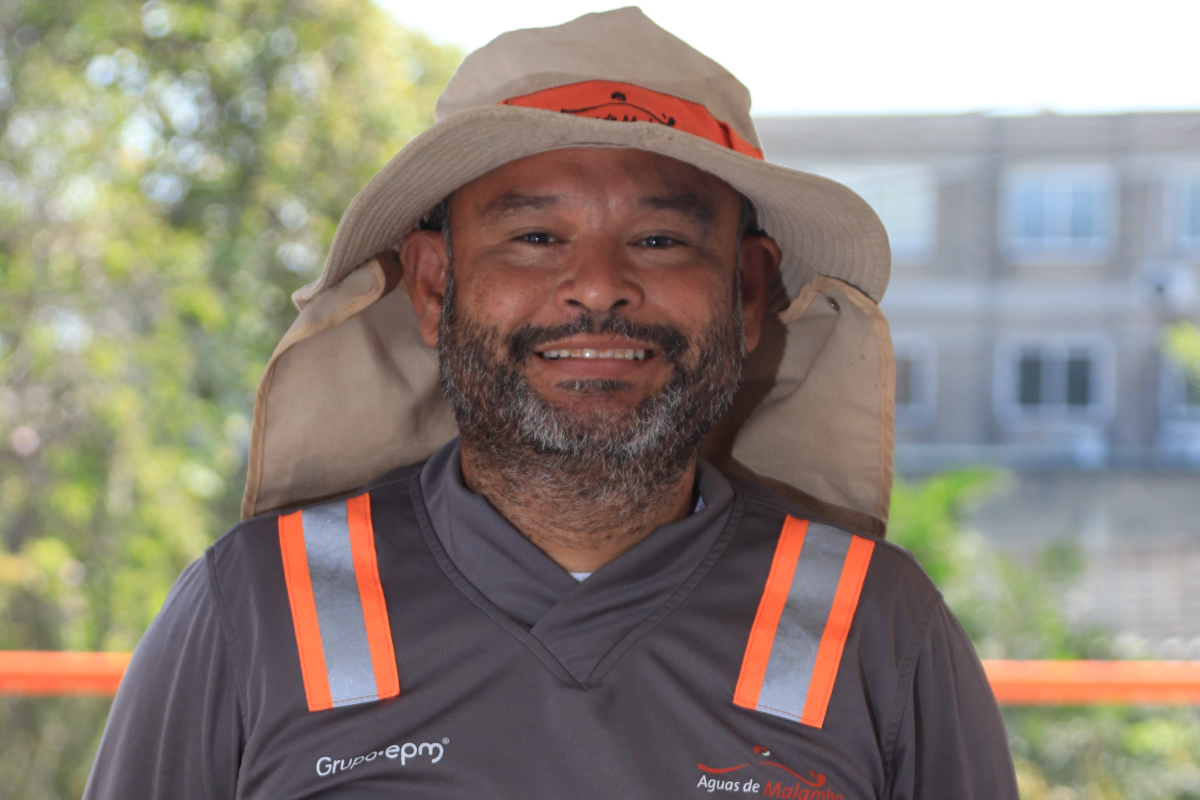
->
[437,266,745,537]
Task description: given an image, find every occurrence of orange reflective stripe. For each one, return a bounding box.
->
[800,534,875,727]
[278,510,333,712]
[733,516,809,711]
[503,80,766,160]
[346,493,400,701]
[735,518,876,728]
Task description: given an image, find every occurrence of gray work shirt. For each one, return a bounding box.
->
[84,451,1018,800]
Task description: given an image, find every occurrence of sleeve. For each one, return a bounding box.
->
[83,552,244,800]
[885,599,1019,800]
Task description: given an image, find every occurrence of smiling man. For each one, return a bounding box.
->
[406,148,776,575]
[85,8,1018,800]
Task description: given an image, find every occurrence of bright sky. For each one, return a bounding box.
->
[373,0,1200,116]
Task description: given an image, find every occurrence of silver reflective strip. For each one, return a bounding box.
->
[301,501,378,707]
[755,523,852,721]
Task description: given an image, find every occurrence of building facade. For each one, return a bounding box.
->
[757,112,1200,643]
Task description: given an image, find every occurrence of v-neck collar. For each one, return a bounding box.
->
[416,438,736,684]
[420,439,577,628]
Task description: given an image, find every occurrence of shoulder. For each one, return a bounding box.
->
[122,555,226,666]
[197,462,426,706]
[204,461,426,655]
[726,471,943,621]
[140,555,220,641]
[714,473,955,734]
[114,549,247,725]
[209,461,424,571]
[728,473,938,591]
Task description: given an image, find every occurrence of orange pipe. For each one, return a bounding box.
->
[3,652,1200,703]
[0,651,131,695]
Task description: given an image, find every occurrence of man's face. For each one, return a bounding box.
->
[445,147,748,411]
[401,147,775,508]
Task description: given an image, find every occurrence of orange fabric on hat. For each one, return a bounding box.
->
[503,80,765,160]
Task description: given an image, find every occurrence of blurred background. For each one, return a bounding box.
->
[1,0,1198,797]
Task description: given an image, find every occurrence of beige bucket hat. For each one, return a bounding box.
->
[242,7,896,536]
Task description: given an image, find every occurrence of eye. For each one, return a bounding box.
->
[640,235,678,248]
[521,231,555,244]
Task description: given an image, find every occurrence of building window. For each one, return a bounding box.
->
[893,335,936,428]
[1161,361,1200,421]
[1157,358,1200,465]
[1003,165,1115,259]
[995,337,1114,424]
[797,164,935,263]
[1017,348,1093,409]
[1176,172,1200,250]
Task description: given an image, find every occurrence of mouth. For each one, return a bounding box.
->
[524,335,670,391]
[538,347,652,361]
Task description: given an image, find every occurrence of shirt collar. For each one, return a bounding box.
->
[418,437,736,682]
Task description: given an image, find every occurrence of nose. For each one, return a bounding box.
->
[553,241,645,316]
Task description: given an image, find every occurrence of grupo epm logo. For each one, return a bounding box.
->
[316,737,448,777]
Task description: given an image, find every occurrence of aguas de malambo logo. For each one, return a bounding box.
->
[696,745,846,799]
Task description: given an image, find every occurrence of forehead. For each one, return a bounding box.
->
[451,147,741,216]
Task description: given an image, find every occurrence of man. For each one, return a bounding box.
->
[85,8,1018,799]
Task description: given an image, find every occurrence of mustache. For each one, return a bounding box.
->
[507,314,689,364]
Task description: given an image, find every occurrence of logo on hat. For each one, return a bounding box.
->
[559,90,678,128]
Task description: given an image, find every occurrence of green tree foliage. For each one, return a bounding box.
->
[0,0,459,796]
[1164,321,1200,397]
[891,474,1200,799]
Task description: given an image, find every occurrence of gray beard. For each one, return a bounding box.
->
[437,267,745,534]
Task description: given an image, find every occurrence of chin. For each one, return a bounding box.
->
[543,383,650,410]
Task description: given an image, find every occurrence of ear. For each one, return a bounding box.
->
[398,229,449,348]
[738,234,781,354]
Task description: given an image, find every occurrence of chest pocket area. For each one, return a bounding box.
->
[277,493,400,711]
[734,517,874,728]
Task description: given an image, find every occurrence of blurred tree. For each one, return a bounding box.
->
[1164,320,1200,385]
[0,0,459,796]
[891,474,1200,800]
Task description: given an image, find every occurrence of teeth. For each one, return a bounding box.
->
[540,348,648,360]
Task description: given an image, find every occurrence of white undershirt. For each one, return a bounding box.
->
[569,495,706,582]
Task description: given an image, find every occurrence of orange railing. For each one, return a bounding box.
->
[3,652,1200,703]
[984,660,1200,705]
[0,651,131,695]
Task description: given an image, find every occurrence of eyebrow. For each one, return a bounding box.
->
[639,193,716,226]
[479,191,564,220]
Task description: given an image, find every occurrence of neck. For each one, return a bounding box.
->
[459,441,697,573]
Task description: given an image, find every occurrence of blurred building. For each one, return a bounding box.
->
[757,111,1200,645]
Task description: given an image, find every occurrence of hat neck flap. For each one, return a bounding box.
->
[242,260,895,536]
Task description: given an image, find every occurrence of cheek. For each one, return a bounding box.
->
[641,267,735,328]
[456,264,557,330]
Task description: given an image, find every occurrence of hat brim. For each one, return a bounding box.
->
[300,105,891,306]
